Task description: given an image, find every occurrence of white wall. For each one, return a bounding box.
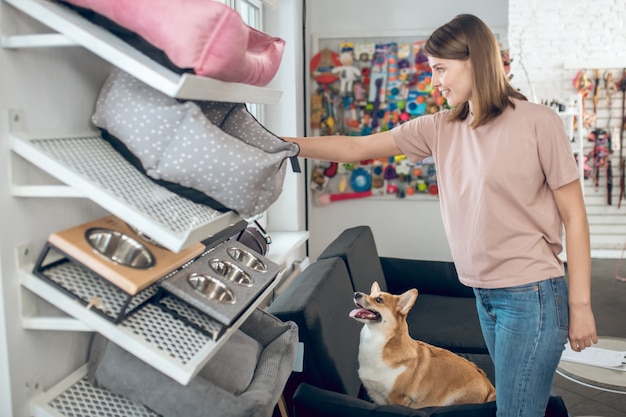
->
[264,0,307,233]
[307,0,508,33]
[304,0,509,261]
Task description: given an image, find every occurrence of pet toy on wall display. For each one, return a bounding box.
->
[332,43,362,95]
[309,156,439,206]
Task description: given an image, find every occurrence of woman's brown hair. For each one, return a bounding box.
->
[424,14,526,128]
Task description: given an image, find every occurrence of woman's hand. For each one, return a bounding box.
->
[568,302,598,351]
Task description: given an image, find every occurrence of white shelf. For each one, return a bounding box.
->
[7,111,246,253]
[265,230,309,270]
[19,262,280,385]
[18,232,309,332]
[555,94,585,193]
[16,231,309,332]
[29,364,158,417]
[12,185,83,198]
[3,0,282,104]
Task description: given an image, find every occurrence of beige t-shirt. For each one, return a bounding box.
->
[392,99,580,288]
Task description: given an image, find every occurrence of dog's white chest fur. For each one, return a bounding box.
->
[358,326,405,405]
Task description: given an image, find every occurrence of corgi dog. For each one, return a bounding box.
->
[349,281,496,409]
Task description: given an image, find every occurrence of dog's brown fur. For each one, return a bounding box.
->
[349,281,496,409]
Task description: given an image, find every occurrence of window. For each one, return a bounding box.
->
[216,0,264,119]
[235,0,264,120]
[239,0,262,28]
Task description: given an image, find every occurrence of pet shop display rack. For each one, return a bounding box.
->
[555,94,585,193]
[1,1,308,416]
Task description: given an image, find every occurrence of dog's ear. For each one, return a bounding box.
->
[370,281,380,294]
[397,289,418,315]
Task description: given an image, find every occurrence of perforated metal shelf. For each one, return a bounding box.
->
[39,257,159,322]
[3,0,282,104]
[29,364,159,417]
[8,113,246,253]
[19,261,281,385]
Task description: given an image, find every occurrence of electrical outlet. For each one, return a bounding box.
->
[15,242,34,270]
[25,375,42,398]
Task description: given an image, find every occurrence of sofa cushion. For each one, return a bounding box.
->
[408,293,488,355]
[293,383,569,417]
[317,226,388,293]
[380,257,474,298]
[455,353,494,384]
[419,395,568,417]
[293,383,429,417]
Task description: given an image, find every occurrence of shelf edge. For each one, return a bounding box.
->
[19,264,281,385]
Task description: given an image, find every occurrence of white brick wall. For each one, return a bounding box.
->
[509,0,626,256]
[509,0,626,102]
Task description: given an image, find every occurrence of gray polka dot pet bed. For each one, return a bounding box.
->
[92,69,300,218]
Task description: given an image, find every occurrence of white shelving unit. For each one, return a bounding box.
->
[17,231,310,334]
[556,94,585,193]
[555,94,585,262]
[0,1,307,416]
[19,260,282,385]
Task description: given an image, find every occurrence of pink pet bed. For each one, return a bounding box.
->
[62,0,286,86]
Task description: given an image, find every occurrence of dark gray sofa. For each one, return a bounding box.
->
[267,226,569,417]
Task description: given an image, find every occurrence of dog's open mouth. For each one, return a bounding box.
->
[349,303,381,321]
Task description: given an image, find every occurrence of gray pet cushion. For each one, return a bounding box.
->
[92,69,299,218]
[87,308,298,417]
[197,330,263,395]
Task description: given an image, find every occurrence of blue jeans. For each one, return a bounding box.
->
[474,277,569,417]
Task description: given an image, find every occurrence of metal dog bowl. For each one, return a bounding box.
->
[209,259,253,287]
[86,228,155,269]
[188,273,236,304]
[227,247,267,272]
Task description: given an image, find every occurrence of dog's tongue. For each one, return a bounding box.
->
[349,308,378,320]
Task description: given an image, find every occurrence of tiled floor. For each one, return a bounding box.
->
[553,373,626,416]
[552,258,626,416]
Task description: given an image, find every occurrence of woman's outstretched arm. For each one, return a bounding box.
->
[284,130,402,163]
